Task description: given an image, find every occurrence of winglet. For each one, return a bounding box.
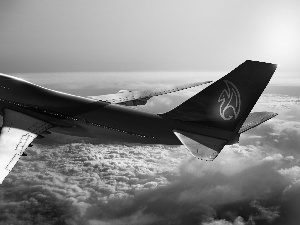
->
[161,61,277,133]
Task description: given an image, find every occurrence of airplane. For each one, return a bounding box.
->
[0,60,278,184]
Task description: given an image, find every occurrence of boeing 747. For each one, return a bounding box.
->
[0,60,278,183]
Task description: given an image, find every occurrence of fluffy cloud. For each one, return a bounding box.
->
[203,217,249,225]
[255,94,300,111]
[1,94,300,225]
[0,141,294,225]
[0,143,189,224]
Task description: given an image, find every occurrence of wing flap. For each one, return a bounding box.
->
[0,109,52,184]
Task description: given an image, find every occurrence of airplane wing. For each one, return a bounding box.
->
[0,109,53,183]
[238,112,278,134]
[88,81,212,106]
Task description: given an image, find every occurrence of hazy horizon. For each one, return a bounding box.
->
[1,0,300,73]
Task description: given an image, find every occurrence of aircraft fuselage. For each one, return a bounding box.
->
[0,74,183,144]
[0,74,239,145]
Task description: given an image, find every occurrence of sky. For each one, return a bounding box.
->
[0,0,300,73]
[1,1,300,225]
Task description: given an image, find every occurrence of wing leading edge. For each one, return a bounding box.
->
[0,109,52,183]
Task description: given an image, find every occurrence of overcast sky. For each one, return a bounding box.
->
[0,0,300,73]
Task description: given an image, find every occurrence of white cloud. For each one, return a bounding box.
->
[278,166,300,181]
[203,216,248,225]
[2,95,300,224]
[255,94,300,111]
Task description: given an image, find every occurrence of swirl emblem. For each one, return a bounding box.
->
[218,80,241,121]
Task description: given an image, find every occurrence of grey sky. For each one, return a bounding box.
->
[1,0,300,73]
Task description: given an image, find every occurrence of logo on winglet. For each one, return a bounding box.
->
[218,80,241,121]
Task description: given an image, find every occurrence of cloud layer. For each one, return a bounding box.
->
[1,94,300,225]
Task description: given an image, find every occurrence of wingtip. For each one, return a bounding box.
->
[245,60,278,67]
